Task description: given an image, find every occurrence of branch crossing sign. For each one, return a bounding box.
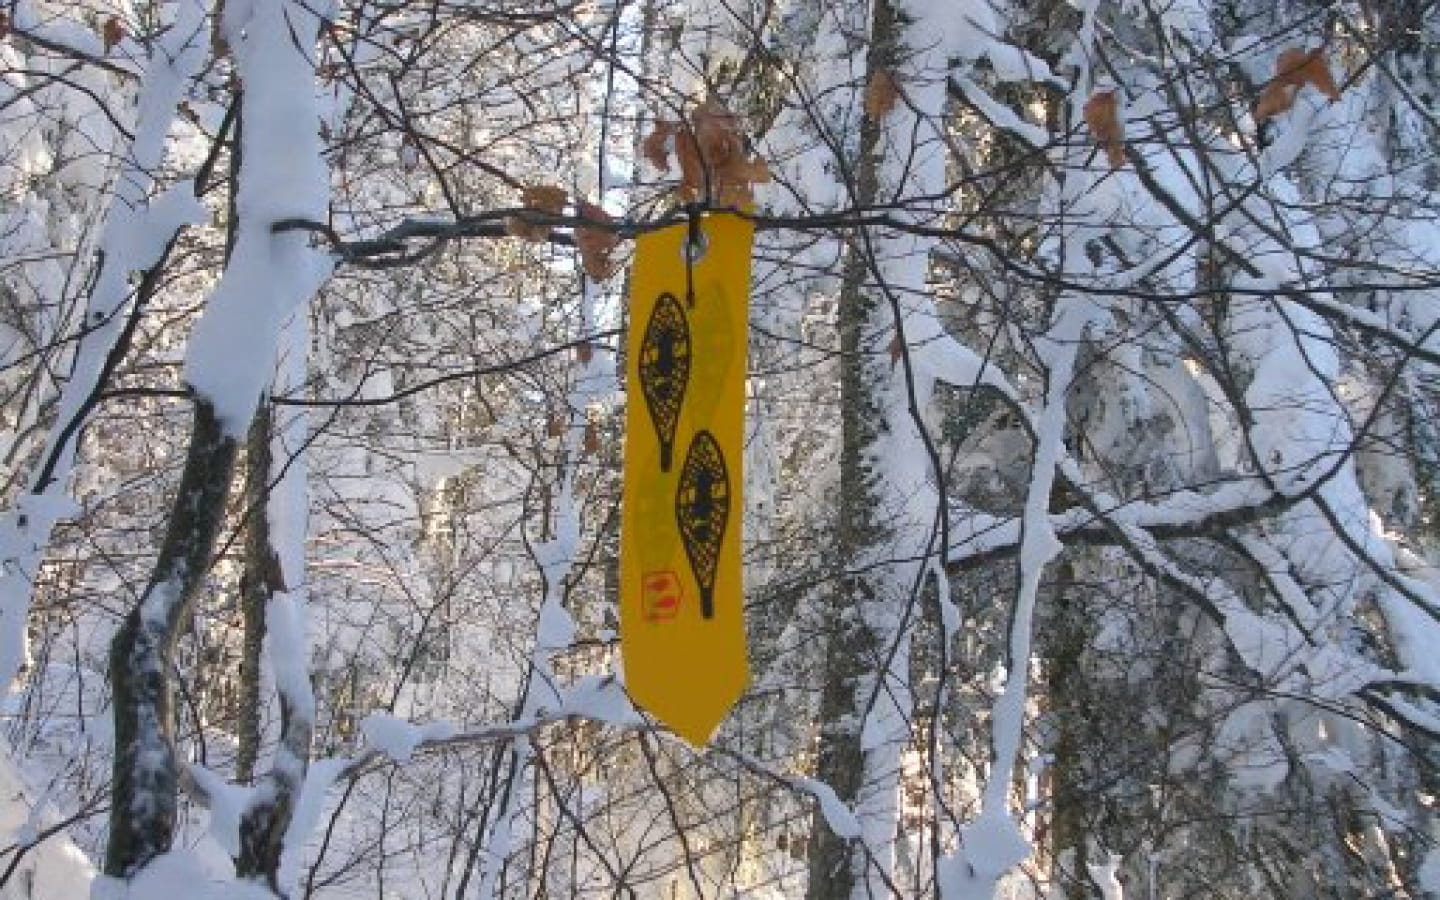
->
[620,212,753,746]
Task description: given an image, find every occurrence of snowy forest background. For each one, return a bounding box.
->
[1,0,1439,894]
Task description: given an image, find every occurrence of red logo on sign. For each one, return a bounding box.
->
[642,571,682,622]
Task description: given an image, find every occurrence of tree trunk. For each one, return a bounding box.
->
[806,2,898,895]
[232,395,298,892]
[106,399,239,877]
[235,401,275,785]
[236,313,314,893]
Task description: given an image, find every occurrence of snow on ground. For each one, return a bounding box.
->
[0,751,93,899]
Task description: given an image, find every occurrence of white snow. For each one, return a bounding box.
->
[108,182,209,270]
[0,0,217,692]
[536,597,577,651]
[182,0,333,434]
[91,850,275,900]
[187,765,253,858]
[11,1,107,60]
[266,590,314,724]
[359,713,456,764]
[950,76,1050,147]
[0,752,94,898]
[560,676,643,726]
[1213,702,1289,793]
[1088,856,1126,900]
[938,807,1032,900]
[1419,847,1440,896]
[791,777,861,840]
[277,758,348,890]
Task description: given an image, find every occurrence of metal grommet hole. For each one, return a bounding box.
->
[683,229,709,264]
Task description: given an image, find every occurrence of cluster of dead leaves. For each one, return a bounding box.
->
[545,412,604,456]
[642,100,769,207]
[1083,90,1126,170]
[1254,47,1341,124]
[1080,48,1341,169]
[505,186,620,282]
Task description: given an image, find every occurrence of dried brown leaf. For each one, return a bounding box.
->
[865,69,901,119]
[662,100,770,206]
[694,101,772,205]
[575,200,619,281]
[692,100,746,172]
[583,420,601,455]
[1083,90,1126,170]
[1275,47,1340,100]
[1252,82,1296,124]
[1255,47,1341,124]
[523,184,568,214]
[674,126,704,201]
[506,184,568,242]
[642,121,677,172]
[719,184,754,208]
[102,16,125,52]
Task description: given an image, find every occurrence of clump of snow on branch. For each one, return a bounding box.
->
[181,0,333,434]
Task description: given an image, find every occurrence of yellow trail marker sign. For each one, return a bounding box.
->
[620,212,753,746]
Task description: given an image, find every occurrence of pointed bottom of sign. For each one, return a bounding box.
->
[625,659,748,747]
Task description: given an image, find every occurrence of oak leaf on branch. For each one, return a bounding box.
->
[575,200,620,281]
[1275,47,1341,99]
[1252,82,1294,124]
[1083,90,1125,170]
[642,120,678,172]
[677,100,744,199]
[505,184,568,242]
[663,99,770,207]
[1253,47,1341,124]
[102,16,125,52]
[865,68,902,120]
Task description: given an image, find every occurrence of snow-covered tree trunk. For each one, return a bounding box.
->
[235,402,277,786]
[805,3,893,893]
[808,0,960,890]
[104,398,239,877]
[103,0,330,877]
[235,314,315,893]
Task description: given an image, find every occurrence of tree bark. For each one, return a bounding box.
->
[235,401,275,784]
[235,321,314,892]
[806,2,897,895]
[106,399,239,877]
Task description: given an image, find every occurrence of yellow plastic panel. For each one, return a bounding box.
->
[620,212,753,746]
